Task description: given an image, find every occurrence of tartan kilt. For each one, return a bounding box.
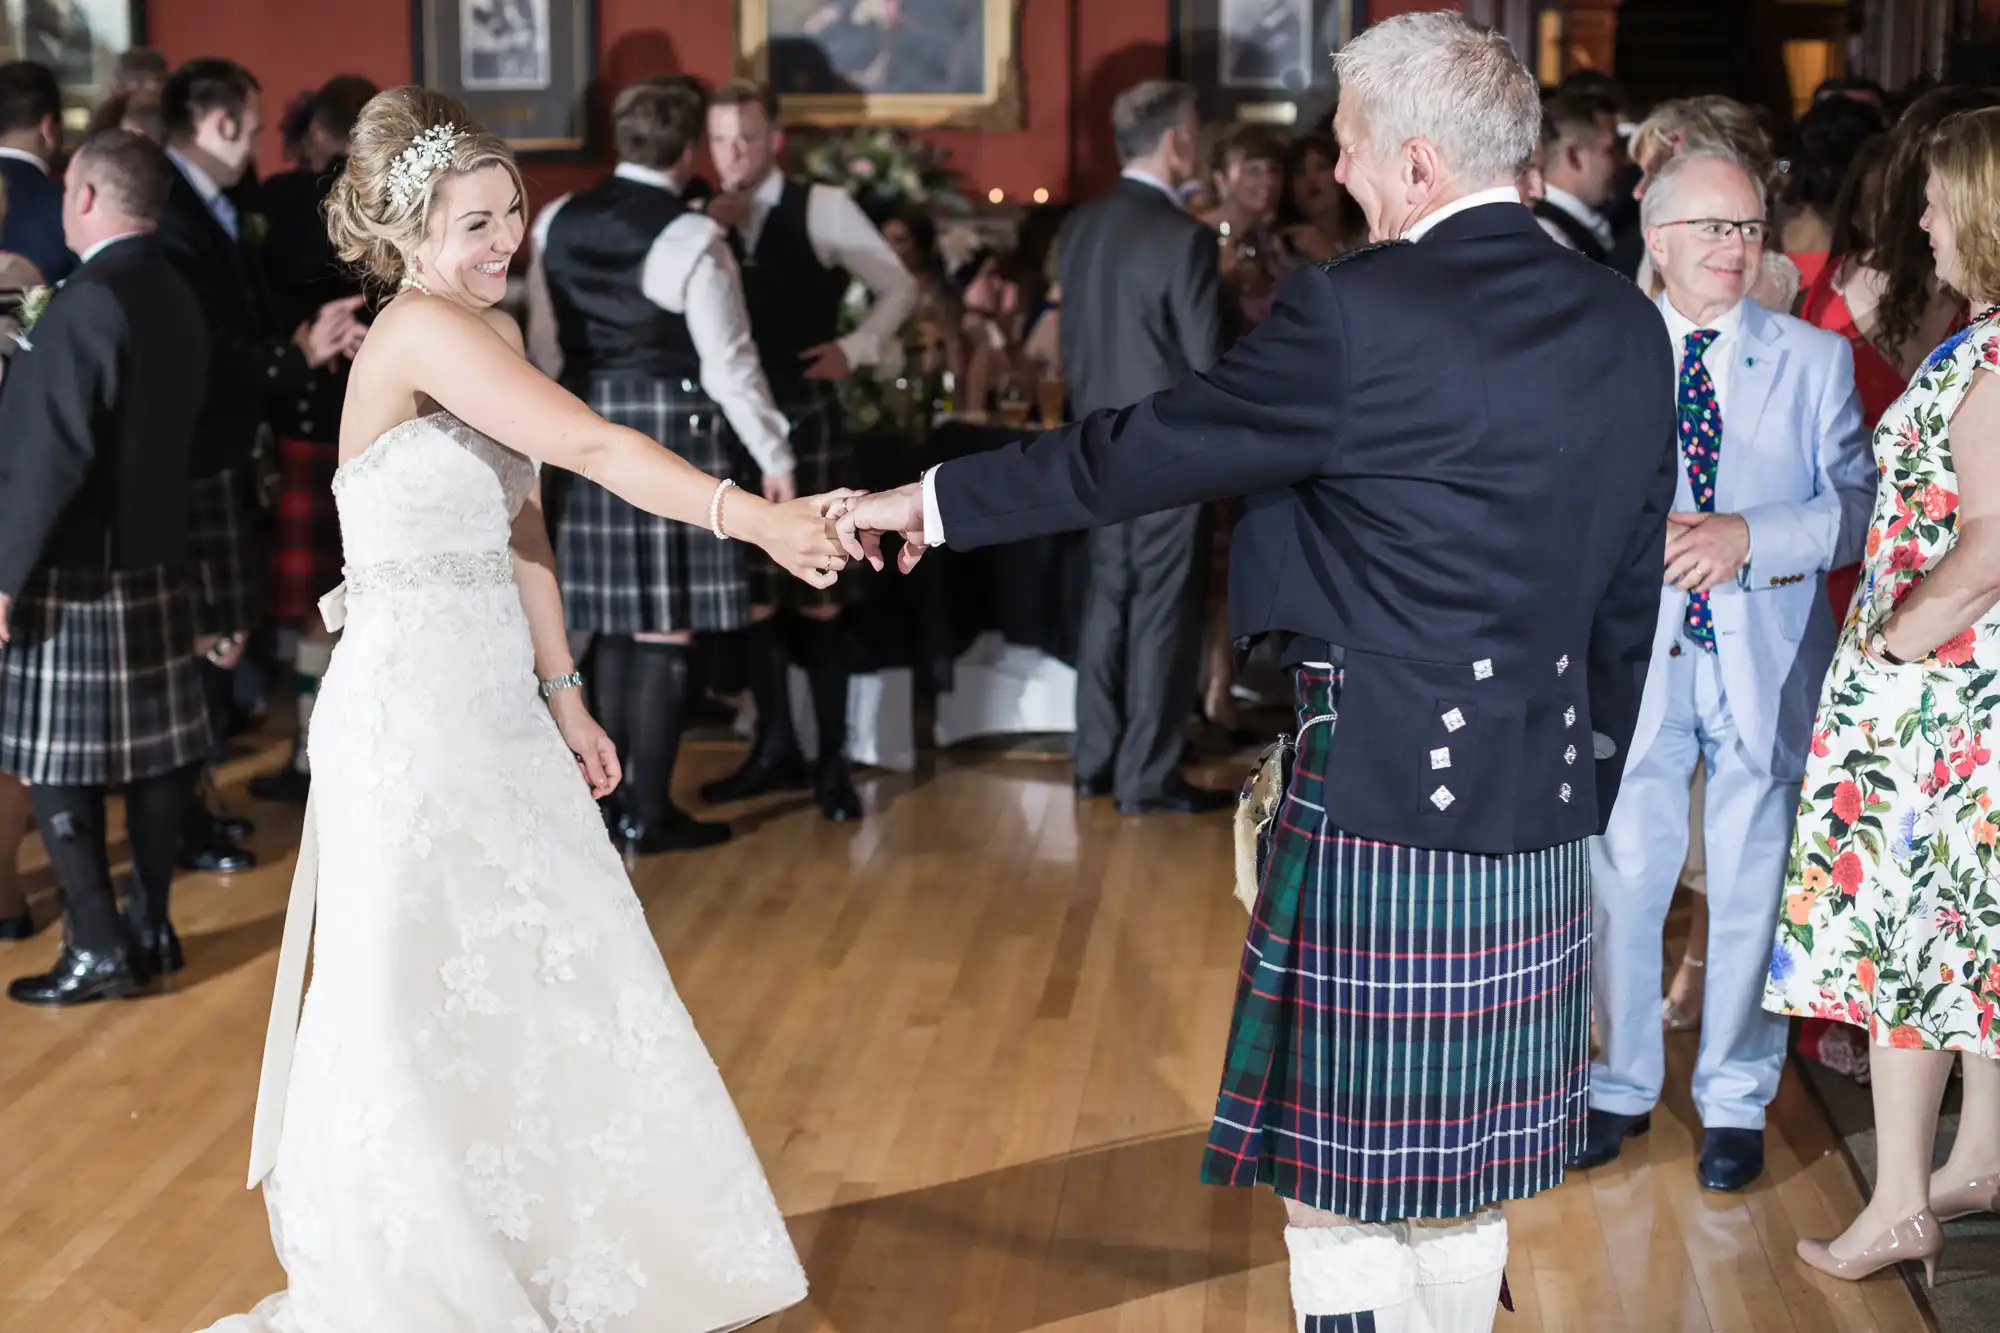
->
[737,385,861,611]
[188,469,263,636]
[1201,665,1593,1222]
[558,374,751,635]
[0,566,209,786]
[268,436,345,623]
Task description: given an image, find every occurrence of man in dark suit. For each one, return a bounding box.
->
[154,58,362,871]
[0,130,210,1006]
[0,60,75,283]
[1054,78,1227,815]
[841,15,1675,1331]
[1534,91,1621,264]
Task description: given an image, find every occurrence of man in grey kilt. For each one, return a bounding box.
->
[701,78,917,823]
[527,78,801,854]
[0,131,212,1005]
[838,15,1676,1332]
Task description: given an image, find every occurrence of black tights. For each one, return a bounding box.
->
[30,765,191,953]
[589,635,694,828]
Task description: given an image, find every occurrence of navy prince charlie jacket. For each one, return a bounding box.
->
[933,200,1678,856]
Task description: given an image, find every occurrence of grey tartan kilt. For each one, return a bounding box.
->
[187,469,263,635]
[0,566,209,786]
[735,386,861,610]
[558,374,751,635]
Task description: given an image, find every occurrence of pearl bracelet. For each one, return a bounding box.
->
[709,478,736,540]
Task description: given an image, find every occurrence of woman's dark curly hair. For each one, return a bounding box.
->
[1786,95,1883,212]
[1865,86,2000,358]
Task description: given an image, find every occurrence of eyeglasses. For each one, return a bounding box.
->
[1656,218,1772,245]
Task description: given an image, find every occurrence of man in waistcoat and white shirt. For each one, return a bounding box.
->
[1575,150,1871,1192]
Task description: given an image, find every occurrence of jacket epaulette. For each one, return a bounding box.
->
[1317,240,1410,274]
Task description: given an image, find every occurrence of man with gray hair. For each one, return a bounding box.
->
[836,14,1676,1329]
[1048,76,1229,815]
[1577,149,1868,1193]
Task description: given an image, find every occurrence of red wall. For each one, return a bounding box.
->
[143,0,1178,206]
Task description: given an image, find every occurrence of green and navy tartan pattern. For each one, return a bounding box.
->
[1201,667,1594,1221]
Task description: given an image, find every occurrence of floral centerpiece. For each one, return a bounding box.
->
[794,126,965,436]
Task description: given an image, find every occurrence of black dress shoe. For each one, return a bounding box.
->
[816,757,863,823]
[624,814,733,855]
[1074,773,1113,798]
[1697,1127,1765,1192]
[1571,1108,1651,1169]
[1116,778,1233,816]
[0,911,37,941]
[179,829,257,874]
[8,944,149,1006]
[248,765,311,805]
[131,922,184,977]
[698,750,809,805]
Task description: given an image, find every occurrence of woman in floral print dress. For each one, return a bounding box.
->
[1765,108,2000,1285]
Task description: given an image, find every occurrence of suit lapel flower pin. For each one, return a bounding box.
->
[9,284,53,352]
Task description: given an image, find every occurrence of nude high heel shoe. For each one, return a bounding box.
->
[1932,1173,2000,1223]
[1796,1209,1944,1288]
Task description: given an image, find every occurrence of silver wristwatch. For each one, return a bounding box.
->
[538,670,584,699]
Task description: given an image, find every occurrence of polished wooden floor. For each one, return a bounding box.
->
[0,743,1933,1333]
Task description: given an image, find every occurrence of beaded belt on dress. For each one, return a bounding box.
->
[344,549,513,595]
[318,551,513,632]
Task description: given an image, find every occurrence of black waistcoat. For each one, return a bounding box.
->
[543,176,702,383]
[742,177,848,397]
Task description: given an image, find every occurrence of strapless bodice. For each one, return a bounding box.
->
[332,411,538,572]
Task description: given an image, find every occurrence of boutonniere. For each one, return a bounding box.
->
[242,212,269,247]
[9,284,54,351]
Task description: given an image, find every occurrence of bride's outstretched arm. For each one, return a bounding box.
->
[392,296,844,587]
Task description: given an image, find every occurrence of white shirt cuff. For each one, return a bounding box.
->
[922,466,947,547]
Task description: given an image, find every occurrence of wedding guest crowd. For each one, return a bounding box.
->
[0,34,1997,1301]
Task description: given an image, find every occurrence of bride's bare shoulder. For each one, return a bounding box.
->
[479,306,525,357]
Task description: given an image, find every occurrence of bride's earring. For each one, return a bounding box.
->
[400,254,431,296]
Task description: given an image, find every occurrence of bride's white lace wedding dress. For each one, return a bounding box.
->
[209,412,808,1333]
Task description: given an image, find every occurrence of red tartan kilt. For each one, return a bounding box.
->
[268,436,345,623]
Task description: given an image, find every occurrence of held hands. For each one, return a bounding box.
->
[549,690,622,799]
[835,482,929,574]
[1664,511,1750,594]
[733,488,861,590]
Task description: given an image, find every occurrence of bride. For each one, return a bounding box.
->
[206,89,838,1331]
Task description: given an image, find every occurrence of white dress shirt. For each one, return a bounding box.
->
[1537,185,1614,252]
[736,168,918,371]
[0,146,48,175]
[525,162,796,478]
[917,185,1530,547]
[1659,292,1744,425]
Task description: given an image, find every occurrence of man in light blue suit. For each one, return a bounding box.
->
[1574,151,1872,1191]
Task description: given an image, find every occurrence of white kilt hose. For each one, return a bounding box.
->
[187,468,264,636]
[0,565,209,786]
[559,375,753,635]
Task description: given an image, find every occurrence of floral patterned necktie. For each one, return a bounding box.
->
[1678,328,1722,652]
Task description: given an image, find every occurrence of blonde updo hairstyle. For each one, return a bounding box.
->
[326,86,524,292]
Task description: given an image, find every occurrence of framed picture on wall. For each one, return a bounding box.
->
[1172,0,1354,130]
[1,0,144,129]
[411,0,595,157]
[736,0,1021,129]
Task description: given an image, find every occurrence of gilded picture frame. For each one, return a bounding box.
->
[1171,0,1354,130]
[737,0,1020,130]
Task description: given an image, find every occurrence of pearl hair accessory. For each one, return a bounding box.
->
[387,124,464,209]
